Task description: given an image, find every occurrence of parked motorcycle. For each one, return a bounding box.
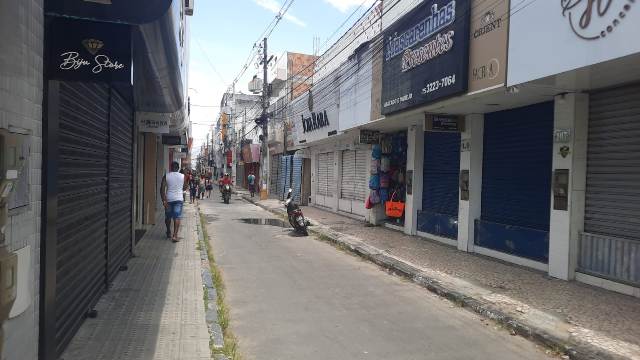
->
[221,184,231,204]
[285,188,308,236]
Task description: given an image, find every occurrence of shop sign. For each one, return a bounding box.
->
[507,0,639,86]
[468,0,509,93]
[554,129,572,143]
[461,139,471,152]
[301,110,330,133]
[49,18,131,83]
[359,129,380,144]
[137,116,169,134]
[381,0,471,115]
[425,114,465,132]
[162,135,183,146]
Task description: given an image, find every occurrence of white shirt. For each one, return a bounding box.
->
[166,172,185,202]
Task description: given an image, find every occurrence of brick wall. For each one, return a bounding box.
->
[0,0,44,359]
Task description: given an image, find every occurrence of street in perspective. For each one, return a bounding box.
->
[1,0,640,360]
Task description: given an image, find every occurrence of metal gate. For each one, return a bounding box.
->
[418,131,461,239]
[107,89,133,282]
[580,84,640,285]
[292,156,303,204]
[476,102,553,262]
[340,150,357,199]
[270,154,281,195]
[55,82,110,356]
[317,152,333,197]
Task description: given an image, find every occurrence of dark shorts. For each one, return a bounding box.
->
[165,201,183,219]
[249,184,255,192]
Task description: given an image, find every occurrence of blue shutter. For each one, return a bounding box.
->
[283,155,293,198]
[476,102,554,262]
[417,131,460,239]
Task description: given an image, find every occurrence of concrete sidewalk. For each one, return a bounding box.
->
[237,190,640,360]
[62,203,211,360]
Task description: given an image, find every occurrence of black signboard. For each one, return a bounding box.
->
[381,0,471,115]
[425,114,464,132]
[49,18,131,83]
[162,135,183,146]
[46,0,172,25]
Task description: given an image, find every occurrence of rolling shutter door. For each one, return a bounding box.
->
[292,156,303,204]
[107,89,133,283]
[278,156,286,200]
[580,84,640,285]
[317,152,333,197]
[478,102,553,262]
[283,155,293,195]
[419,131,460,239]
[56,82,109,356]
[354,150,368,201]
[340,150,356,200]
[270,154,281,195]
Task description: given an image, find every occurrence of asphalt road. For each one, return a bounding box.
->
[200,193,555,360]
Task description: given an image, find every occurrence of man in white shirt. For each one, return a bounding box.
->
[160,161,188,242]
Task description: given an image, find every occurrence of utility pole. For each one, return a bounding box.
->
[259,37,272,199]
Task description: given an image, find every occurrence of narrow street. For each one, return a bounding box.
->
[199,193,555,360]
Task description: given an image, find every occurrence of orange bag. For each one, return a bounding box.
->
[385,192,405,218]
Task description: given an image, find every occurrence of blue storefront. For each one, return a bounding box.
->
[475,102,554,263]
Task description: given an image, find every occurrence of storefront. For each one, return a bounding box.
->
[579,84,640,287]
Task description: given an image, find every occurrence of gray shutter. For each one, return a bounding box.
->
[317,152,333,197]
[326,152,334,198]
[355,150,368,201]
[340,150,356,200]
[580,84,640,285]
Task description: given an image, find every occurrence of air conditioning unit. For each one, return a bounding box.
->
[185,0,194,16]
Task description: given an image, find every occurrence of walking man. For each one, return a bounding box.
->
[161,161,188,242]
[247,172,256,197]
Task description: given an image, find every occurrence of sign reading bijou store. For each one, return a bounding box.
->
[381,0,471,114]
[49,18,131,83]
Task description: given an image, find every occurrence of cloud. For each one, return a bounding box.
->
[323,0,375,13]
[254,0,306,27]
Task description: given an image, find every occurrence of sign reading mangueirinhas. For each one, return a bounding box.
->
[381,0,471,115]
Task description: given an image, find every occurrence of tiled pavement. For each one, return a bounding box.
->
[62,204,210,360]
[238,190,640,359]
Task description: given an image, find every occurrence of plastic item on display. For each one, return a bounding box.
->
[379,172,390,188]
[371,144,382,159]
[381,137,393,154]
[380,156,391,172]
[385,191,405,218]
[369,189,381,204]
[365,195,373,209]
[379,188,389,203]
[370,159,380,174]
[369,174,380,189]
[397,171,405,184]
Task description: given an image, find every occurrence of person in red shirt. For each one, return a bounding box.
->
[220,173,233,186]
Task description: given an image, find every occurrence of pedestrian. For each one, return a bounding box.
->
[199,175,206,200]
[161,161,187,242]
[189,172,198,204]
[206,178,213,198]
[247,172,256,197]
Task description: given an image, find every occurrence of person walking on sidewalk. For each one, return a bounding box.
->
[161,161,187,242]
[189,172,198,204]
[247,173,256,197]
[198,175,206,200]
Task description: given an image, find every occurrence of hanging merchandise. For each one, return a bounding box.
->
[370,158,380,174]
[369,173,380,189]
[372,144,382,159]
[385,191,405,218]
[380,156,391,172]
[379,188,389,203]
[369,189,381,204]
[365,195,373,209]
[380,172,390,188]
[381,137,393,154]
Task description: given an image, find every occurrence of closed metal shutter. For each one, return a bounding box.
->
[107,89,133,282]
[478,102,553,262]
[237,163,245,188]
[278,156,287,200]
[283,155,293,196]
[292,156,303,203]
[317,152,333,197]
[340,150,357,200]
[418,131,460,239]
[580,84,640,285]
[56,82,109,356]
[270,154,281,195]
[355,150,368,201]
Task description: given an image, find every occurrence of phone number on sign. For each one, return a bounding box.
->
[421,74,456,95]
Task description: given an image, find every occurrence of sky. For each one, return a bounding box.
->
[188,0,376,156]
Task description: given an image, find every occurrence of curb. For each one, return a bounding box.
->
[240,195,628,360]
[196,210,226,352]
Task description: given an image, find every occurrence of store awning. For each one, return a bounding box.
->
[46,0,172,25]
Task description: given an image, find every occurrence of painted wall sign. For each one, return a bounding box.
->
[301,110,330,133]
[46,0,172,25]
[381,0,471,115]
[468,0,509,93]
[508,0,639,86]
[49,18,131,83]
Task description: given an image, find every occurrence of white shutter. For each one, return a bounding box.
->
[326,152,334,198]
[317,152,332,197]
[354,150,369,201]
[340,150,357,200]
